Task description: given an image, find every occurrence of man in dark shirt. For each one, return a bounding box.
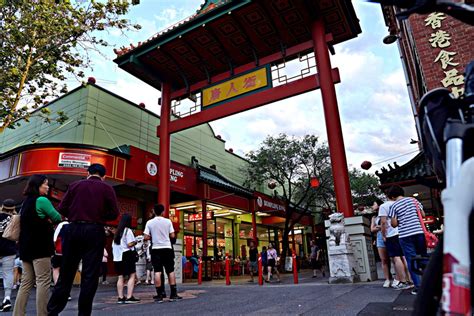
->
[248,241,258,283]
[48,164,119,316]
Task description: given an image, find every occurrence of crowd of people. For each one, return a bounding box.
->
[371,185,428,295]
[0,163,430,315]
[0,163,182,315]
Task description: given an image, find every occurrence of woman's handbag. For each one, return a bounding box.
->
[132,248,140,262]
[413,198,439,249]
[2,214,20,242]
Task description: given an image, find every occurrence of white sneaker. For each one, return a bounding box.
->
[391,280,400,288]
[394,282,412,290]
[383,280,391,288]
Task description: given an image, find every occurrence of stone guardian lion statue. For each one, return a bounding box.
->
[328,212,349,247]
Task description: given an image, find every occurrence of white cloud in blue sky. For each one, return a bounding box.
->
[77,0,419,172]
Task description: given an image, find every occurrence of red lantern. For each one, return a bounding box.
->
[361,161,372,170]
[268,180,277,189]
[310,177,320,188]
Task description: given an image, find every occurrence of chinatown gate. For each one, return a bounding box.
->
[114,0,361,255]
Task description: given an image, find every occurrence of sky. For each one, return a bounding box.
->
[79,0,420,172]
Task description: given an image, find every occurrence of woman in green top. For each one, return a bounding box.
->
[13,175,62,316]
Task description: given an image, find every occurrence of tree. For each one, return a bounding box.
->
[243,134,334,261]
[0,0,141,132]
[349,168,383,206]
[244,134,382,262]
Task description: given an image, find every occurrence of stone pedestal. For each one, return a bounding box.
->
[327,245,360,284]
[325,216,377,282]
[325,213,359,284]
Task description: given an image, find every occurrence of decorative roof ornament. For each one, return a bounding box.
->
[196,0,232,15]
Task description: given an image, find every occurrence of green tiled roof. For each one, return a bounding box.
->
[198,165,253,197]
[376,152,436,185]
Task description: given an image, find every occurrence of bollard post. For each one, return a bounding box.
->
[225,255,231,285]
[292,250,298,284]
[258,253,263,286]
[198,257,202,285]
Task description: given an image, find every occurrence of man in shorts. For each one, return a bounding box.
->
[248,241,258,282]
[144,204,182,303]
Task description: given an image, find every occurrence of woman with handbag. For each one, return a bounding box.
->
[13,175,62,316]
[112,214,140,304]
[0,199,17,312]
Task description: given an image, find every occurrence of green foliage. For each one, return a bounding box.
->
[244,134,382,257]
[243,134,334,257]
[0,0,141,132]
[244,134,334,211]
[349,168,383,206]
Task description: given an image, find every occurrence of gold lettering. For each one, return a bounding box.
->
[434,50,459,70]
[425,12,446,29]
[429,30,452,48]
[441,69,465,87]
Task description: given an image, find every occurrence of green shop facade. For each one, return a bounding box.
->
[0,82,314,279]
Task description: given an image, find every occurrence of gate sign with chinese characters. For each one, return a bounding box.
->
[202,66,271,108]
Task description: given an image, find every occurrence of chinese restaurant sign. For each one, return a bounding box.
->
[424,12,465,97]
[202,66,271,108]
[188,212,214,222]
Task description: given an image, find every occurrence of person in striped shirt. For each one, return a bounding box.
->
[387,185,427,295]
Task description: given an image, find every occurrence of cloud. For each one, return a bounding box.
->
[80,0,420,174]
[208,1,419,172]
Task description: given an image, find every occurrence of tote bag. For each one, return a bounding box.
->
[2,214,20,242]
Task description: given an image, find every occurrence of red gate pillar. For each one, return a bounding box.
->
[251,199,258,245]
[202,200,208,258]
[312,19,354,217]
[158,82,172,217]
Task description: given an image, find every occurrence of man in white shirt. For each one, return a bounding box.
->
[144,204,182,303]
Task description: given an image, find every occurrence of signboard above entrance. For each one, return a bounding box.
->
[254,192,286,213]
[202,66,271,108]
[58,152,91,169]
[188,212,214,222]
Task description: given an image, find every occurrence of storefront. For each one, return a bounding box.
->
[0,83,314,281]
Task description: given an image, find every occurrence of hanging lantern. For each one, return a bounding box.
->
[361,160,372,170]
[310,177,320,188]
[268,180,277,189]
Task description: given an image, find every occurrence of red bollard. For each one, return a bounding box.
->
[258,254,263,286]
[225,255,231,285]
[198,257,202,285]
[292,250,298,284]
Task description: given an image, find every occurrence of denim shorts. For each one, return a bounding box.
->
[376,231,385,248]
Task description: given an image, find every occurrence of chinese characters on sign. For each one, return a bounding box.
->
[188,212,214,222]
[202,67,270,107]
[424,12,465,98]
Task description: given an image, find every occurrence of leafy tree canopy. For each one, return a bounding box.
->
[244,133,382,257]
[349,168,383,207]
[0,0,141,132]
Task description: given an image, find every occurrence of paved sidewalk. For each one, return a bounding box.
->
[0,271,415,315]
